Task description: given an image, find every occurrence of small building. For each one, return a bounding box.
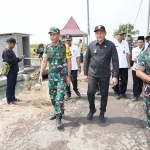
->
[0,32,31,67]
[60,16,87,46]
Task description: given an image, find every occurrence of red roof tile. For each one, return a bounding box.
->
[60,16,87,36]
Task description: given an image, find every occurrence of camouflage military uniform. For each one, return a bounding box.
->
[43,41,72,115]
[136,47,150,129]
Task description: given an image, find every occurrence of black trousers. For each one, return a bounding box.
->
[66,70,78,96]
[6,72,17,104]
[80,53,83,63]
[87,76,110,113]
[132,70,143,97]
[114,68,128,95]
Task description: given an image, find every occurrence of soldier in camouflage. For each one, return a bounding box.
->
[39,27,72,129]
[136,47,150,144]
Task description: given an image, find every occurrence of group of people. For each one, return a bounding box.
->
[2,25,150,144]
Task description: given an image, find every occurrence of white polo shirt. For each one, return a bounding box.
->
[70,45,80,70]
[114,40,130,68]
[132,47,144,71]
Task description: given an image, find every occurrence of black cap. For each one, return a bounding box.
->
[138,36,144,41]
[6,38,17,44]
[94,25,106,32]
[116,30,126,35]
[65,34,72,40]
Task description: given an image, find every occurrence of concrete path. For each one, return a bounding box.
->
[0,71,149,150]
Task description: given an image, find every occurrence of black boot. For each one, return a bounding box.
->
[99,112,105,123]
[56,114,63,129]
[50,113,56,120]
[87,109,96,120]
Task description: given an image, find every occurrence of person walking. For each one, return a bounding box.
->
[84,25,119,123]
[131,36,144,101]
[136,45,150,145]
[39,27,72,129]
[114,30,131,100]
[65,34,81,100]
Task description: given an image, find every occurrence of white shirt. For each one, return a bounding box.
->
[132,46,144,71]
[114,40,130,68]
[145,42,150,50]
[70,45,80,70]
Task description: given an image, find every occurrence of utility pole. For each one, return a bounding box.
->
[126,22,130,40]
[87,0,90,44]
[147,0,150,35]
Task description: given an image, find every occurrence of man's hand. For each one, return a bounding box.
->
[67,76,70,86]
[110,67,113,72]
[112,78,118,86]
[84,75,88,82]
[19,55,25,60]
[78,68,81,74]
[128,64,131,69]
[38,75,43,85]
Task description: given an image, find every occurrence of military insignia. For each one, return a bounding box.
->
[94,49,97,53]
[98,25,101,29]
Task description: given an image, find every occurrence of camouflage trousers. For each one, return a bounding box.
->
[143,97,150,129]
[48,71,66,115]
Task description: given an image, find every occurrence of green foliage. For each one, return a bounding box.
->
[30,44,39,48]
[30,48,36,57]
[113,23,140,38]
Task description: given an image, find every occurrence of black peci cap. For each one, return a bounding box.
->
[6,38,17,44]
[94,25,106,32]
[138,36,144,41]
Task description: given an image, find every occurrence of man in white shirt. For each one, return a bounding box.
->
[114,30,131,99]
[65,34,81,100]
[131,36,145,101]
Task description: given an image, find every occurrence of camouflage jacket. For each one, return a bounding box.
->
[42,41,72,73]
[136,48,150,97]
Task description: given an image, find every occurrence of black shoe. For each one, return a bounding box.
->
[66,95,71,101]
[99,113,105,123]
[116,94,120,100]
[131,97,138,102]
[87,109,96,120]
[8,101,16,105]
[75,91,81,97]
[50,113,56,120]
[56,114,63,129]
[96,91,101,95]
[121,93,127,98]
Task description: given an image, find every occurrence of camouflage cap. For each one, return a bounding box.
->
[48,27,60,34]
[116,30,126,35]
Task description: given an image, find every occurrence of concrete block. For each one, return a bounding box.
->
[17,74,23,81]
[0,76,7,86]
[22,74,30,81]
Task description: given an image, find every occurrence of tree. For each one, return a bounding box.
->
[113,23,140,38]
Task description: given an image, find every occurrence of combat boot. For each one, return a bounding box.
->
[56,114,63,129]
[50,113,56,120]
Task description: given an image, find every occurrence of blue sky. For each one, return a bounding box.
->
[0,0,149,44]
